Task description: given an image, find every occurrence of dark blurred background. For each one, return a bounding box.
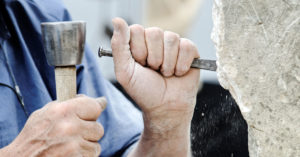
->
[63,0,249,156]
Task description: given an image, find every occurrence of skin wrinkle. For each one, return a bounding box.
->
[143,29,150,66]
[35,142,66,157]
[25,136,67,157]
[160,77,168,110]
[142,112,190,139]
[128,61,138,90]
[114,46,134,87]
[125,56,135,87]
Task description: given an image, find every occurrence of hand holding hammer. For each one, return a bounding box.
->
[0,22,105,156]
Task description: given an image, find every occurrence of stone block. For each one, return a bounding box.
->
[212,0,300,156]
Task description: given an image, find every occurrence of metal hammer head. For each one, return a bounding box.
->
[41,21,86,66]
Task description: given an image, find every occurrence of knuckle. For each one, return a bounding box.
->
[130,24,144,34]
[164,31,179,45]
[180,38,194,51]
[68,141,80,151]
[146,27,164,39]
[76,97,97,108]
[176,65,189,76]
[161,68,174,77]
[180,39,199,57]
[147,59,162,70]
[50,103,69,117]
[132,51,147,62]
[58,121,76,135]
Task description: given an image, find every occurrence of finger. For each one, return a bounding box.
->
[129,24,147,65]
[176,38,200,76]
[79,140,101,157]
[96,97,107,111]
[111,18,135,85]
[63,96,107,121]
[161,31,180,77]
[145,27,164,70]
[80,120,104,142]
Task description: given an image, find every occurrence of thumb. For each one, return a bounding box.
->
[111,17,135,85]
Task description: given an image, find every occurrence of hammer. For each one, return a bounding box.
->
[41,21,86,101]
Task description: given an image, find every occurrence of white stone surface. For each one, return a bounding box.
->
[212,0,300,156]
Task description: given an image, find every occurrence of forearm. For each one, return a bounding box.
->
[128,133,192,157]
[127,120,192,157]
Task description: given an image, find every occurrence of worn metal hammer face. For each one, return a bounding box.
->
[41,21,86,101]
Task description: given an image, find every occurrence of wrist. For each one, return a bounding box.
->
[142,109,193,139]
[143,121,191,140]
[132,127,191,157]
[132,102,194,157]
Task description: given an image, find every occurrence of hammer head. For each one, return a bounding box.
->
[41,21,86,66]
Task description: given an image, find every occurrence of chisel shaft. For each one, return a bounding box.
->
[98,47,217,72]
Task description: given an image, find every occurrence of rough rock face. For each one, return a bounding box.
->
[212,0,300,156]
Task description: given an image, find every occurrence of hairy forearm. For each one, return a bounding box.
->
[128,122,192,157]
[128,134,192,157]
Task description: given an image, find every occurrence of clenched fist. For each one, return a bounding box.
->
[1,96,106,157]
[111,18,200,156]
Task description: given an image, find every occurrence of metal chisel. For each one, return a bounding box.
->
[98,47,217,72]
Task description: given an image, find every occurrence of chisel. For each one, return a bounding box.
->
[98,46,217,72]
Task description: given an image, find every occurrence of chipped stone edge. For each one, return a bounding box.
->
[211,0,251,113]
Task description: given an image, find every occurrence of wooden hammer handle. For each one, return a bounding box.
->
[55,66,76,101]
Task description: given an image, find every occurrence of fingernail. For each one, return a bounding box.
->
[96,97,107,110]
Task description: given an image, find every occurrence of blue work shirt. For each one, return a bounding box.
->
[0,0,143,156]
